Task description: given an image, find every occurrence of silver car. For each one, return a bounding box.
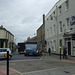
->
[0,48,12,59]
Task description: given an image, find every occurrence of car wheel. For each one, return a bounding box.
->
[24,54,27,56]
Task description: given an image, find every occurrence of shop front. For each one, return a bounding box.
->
[0,39,8,48]
[64,33,75,56]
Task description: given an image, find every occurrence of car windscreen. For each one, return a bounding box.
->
[0,49,7,52]
[26,44,37,50]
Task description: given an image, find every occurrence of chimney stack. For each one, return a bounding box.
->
[43,14,45,25]
[1,25,3,28]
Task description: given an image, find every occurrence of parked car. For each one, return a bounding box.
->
[0,48,12,59]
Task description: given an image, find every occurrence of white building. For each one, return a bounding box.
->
[45,0,75,56]
[0,25,15,52]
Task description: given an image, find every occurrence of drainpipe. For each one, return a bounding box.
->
[41,26,42,52]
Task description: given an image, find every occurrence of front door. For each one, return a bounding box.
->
[68,42,71,55]
[1,42,4,48]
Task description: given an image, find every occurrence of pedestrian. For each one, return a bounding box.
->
[63,46,68,59]
[48,48,51,55]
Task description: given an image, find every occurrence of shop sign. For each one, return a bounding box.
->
[70,16,75,26]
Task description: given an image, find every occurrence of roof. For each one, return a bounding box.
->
[0,25,14,36]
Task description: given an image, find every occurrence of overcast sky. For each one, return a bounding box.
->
[0,0,59,44]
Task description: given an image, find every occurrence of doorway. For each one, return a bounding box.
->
[1,42,4,48]
[68,42,71,55]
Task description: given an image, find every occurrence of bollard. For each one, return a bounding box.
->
[7,51,9,75]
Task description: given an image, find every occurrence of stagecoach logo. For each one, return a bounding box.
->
[70,16,75,26]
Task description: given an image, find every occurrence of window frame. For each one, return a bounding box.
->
[65,0,69,11]
[66,17,70,31]
[58,5,62,16]
[59,21,62,33]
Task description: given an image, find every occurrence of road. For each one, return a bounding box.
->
[12,53,41,60]
[0,53,75,75]
[0,53,42,62]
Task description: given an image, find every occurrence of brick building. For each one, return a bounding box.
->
[37,14,45,52]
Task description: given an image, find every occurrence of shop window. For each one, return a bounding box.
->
[59,39,62,50]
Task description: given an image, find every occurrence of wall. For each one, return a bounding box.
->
[45,0,75,56]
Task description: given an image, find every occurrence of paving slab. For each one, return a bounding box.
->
[0,66,20,75]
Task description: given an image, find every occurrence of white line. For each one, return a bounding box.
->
[22,66,75,75]
[9,59,43,63]
[0,59,43,63]
[22,67,60,74]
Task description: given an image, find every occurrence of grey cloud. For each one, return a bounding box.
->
[0,0,59,43]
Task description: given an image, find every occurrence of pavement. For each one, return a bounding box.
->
[42,52,75,63]
[0,52,75,75]
[0,66,17,75]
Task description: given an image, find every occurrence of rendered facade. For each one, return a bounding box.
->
[45,0,75,56]
[0,25,15,52]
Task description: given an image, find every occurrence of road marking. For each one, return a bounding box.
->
[0,59,43,63]
[22,67,61,74]
[22,66,75,75]
[10,59,43,62]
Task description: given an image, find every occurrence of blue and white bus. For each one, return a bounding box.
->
[24,41,40,56]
